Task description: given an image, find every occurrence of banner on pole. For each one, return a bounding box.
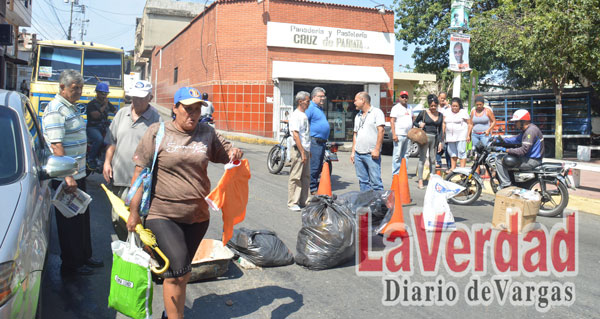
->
[450,2,470,29]
[449,33,471,72]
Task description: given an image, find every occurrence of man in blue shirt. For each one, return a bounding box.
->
[305,87,330,194]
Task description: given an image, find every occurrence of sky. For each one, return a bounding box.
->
[27,0,415,72]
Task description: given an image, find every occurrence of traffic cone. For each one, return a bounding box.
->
[316,163,332,197]
[399,158,413,205]
[380,174,407,239]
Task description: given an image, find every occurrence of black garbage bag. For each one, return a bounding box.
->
[295,195,356,270]
[226,228,294,267]
[337,190,393,230]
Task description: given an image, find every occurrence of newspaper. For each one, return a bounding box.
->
[52,181,92,218]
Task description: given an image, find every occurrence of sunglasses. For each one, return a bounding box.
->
[400,95,408,99]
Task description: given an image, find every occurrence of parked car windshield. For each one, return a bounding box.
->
[0,106,24,185]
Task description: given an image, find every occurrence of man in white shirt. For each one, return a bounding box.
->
[390,90,413,175]
[351,92,385,191]
[287,91,311,211]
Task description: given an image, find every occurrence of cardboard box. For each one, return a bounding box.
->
[492,187,541,233]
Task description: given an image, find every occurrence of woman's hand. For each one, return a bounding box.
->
[127,211,142,232]
[228,148,244,161]
[419,122,425,129]
[438,143,443,153]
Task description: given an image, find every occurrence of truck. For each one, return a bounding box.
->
[485,88,596,157]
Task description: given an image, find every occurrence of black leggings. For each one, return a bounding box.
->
[145,218,209,278]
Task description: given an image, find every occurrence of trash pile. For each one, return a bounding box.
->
[294,195,356,270]
[226,228,295,267]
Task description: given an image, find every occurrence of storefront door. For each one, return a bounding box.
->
[294,82,364,142]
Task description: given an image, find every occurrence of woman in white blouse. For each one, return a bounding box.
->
[442,97,470,173]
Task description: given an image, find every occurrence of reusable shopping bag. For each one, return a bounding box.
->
[421,175,464,231]
[108,233,153,319]
[125,122,165,217]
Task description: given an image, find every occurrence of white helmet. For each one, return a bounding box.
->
[510,109,531,121]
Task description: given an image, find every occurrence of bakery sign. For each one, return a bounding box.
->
[266,21,394,56]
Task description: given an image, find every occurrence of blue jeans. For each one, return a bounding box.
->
[354,153,384,191]
[436,143,451,167]
[392,135,410,175]
[471,133,490,149]
[309,138,326,192]
[86,126,104,165]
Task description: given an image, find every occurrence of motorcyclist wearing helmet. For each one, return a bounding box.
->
[200,92,214,118]
[86,82,116,169]
[494,109,544,188]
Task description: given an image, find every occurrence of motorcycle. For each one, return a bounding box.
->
[445,138,576,217]
[267,120,342,174]
[200,114,214,127]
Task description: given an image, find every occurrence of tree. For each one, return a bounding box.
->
[475,0,600,158]
[394,0,500,77]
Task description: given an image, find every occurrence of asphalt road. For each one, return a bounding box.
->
[41,141,600,319]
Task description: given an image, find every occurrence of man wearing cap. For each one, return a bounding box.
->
[494,109,544,188]
[86,82,116,170]
[103,80,161,240]
[390,90,413,175]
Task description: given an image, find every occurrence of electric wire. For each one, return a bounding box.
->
[42,0,68,37]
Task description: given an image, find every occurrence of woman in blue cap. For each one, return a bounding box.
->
[86,81,115,170]
[127,87,243,319]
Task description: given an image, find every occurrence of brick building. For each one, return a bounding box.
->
[151,0,394,142]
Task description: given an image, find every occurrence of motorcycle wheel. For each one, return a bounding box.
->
[489,173,500,194]
[527,179,569,217]
[445,172,482,205]
[408,142,419,157]
[267,145,285,174]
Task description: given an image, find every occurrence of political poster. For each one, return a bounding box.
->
[449,33,471,72]
[450,3,469,29]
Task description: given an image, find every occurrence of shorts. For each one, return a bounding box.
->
[447,141,467,159]
[145,218,209,278]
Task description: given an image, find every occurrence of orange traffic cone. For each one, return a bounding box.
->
[399,158,413,205]
[380,174,407,239]
[316,163,332,197]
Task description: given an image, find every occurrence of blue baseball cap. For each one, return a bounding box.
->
[95,82,109,93]
[174,87,207,106]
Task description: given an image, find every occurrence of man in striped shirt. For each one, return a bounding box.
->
[43,69,103,276]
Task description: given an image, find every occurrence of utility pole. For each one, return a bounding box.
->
[79,5,89,41]
[67,0,75,40]
[66,0,85,41]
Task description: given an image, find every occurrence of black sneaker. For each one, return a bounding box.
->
[85,257,104,268]
[61,265,94,276]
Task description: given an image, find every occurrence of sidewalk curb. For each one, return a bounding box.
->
[480,180,600,216]
[219,132,279,146]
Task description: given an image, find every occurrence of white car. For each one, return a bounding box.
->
[0,91,77,318]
